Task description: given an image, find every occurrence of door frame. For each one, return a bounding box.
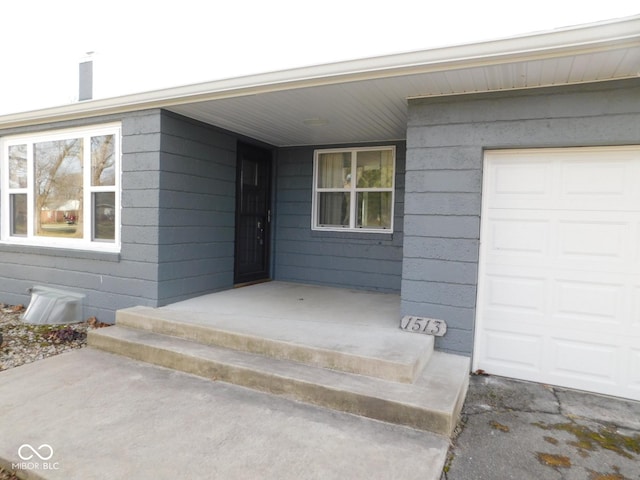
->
[233,142,273,285]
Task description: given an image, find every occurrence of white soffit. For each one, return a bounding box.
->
[0,15,638,146]
[168,47,640,146]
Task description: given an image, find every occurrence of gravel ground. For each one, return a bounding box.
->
[0,304,91,372]
[0,303,108,480]
[0,468,17,480]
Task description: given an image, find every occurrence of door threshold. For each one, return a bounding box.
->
[234,278,272,289]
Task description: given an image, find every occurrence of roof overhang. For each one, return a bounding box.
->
[1,15,638,146]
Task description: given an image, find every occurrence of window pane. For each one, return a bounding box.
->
[9,145,27,188]
[93,192,115,241]
[91,135,115,186]
[10,194,27,236]
[356,192,392,229]
[242,158,258,186]
[318,192,350,227]
[356,150,393,188]
[317,152,351,188]
[35,139,83,238]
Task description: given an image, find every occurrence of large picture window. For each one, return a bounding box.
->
[312,146,395,232]
[1,124,121,251]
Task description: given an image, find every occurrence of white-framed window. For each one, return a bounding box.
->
[312,146,395,233]
[1,123,121,252]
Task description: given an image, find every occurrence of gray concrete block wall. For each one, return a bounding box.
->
[403,78,640,356]
[156,111,237,304]
[273,143,405,292]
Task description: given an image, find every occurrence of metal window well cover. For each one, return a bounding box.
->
[22,286,85,325]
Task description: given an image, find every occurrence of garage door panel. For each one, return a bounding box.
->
[559,154,639,211]
[485,211,635,271]
[477,146,640,401]
[491,159,550,196]
[481,269,630,328]
[486,217,549,257]
[554,278,625,326]
[488,159,556,209]
[557,219,629,264]
[549,337,618,385]
[479,329,628,392]
[560,159,627,195]
[483,273,547,314]
[480,329,543,372]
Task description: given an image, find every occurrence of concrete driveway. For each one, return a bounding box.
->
[443,374,640,480]
[2,346,638,480]
[0,348,448,480]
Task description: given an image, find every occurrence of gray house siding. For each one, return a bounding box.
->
[0,110,248,322]
[403,78,640,356]
[273,143,405,292]
[156,111,237,304]
[0,110,164,322]
[3,78,637,336]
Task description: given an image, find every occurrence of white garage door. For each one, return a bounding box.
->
[475,147,640,400]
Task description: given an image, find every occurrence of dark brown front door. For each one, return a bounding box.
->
[234,142,272,284]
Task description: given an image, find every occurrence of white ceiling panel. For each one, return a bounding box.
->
[168,43,640,146]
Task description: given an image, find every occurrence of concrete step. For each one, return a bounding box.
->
[88,325,470,436]
[115,305,433,383]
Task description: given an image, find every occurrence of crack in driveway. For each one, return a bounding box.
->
[442,375,640,480]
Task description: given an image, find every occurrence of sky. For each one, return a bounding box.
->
[0,0,638,115]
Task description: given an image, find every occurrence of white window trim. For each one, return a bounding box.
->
[312,146,396,233]
[0,123,122,253]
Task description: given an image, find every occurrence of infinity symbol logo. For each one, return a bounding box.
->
[18,444,54,461]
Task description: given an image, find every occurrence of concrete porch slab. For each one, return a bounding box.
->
[117,282,433,383]
[0,349,449,480]
[164,282,401,327]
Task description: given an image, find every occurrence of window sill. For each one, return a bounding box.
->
[0,242,121,262]
[310,229,396,242]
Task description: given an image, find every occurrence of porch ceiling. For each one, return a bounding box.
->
[167,44,640,147]
[0,16,638,147]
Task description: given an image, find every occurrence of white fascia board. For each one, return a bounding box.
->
[0,15,638,130]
